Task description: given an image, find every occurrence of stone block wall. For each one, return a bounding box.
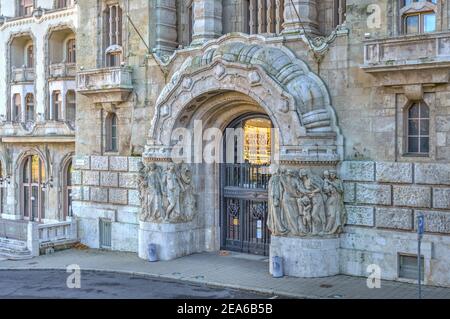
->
[71,155,142,252]
[342,161,450,234]
[72,155,141,207]
[340,161,450,286]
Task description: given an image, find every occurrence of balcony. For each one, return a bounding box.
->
[362,32,450,73]
[11,67,35,83]
[77,67,133,103]
[49,63,76,79]
[0,121,75,142]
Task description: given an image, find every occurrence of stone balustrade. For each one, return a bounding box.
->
[11,67,35,82]
[38,221,77,244]
[49,63,76,78]
[77,67,133,103]
[363,32,450,72]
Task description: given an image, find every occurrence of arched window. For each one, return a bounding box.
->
[66,90,76,125]
[25,93,34,122]
[52,91,62,121]
[401,0,437,34]
[63,160,73,220]
[106,113,118,152]
[407,102,430,155]
[66,38,76,63]
[104,4,123,67]
[12,94,21,123]
[22,155,46,222]
[19,0,34,16]
[26,44,34,68]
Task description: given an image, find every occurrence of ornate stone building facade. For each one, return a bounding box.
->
[1,1,449,287]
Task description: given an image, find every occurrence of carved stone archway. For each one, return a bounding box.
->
[146,39,343,163]
[139,38,345,272]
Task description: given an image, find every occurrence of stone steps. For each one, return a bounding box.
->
[0,237,32,260]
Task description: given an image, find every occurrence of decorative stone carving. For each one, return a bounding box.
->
[267,167,346,237]
[137,162,197,223]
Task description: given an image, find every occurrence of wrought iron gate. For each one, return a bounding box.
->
[221,163,271,256]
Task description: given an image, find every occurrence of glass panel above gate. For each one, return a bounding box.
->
[243,118,272,165]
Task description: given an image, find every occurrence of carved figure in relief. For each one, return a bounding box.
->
[267,166,289,236]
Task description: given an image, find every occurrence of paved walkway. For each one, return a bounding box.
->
[1,249,449,299]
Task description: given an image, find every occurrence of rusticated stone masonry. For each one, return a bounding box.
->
[342,161,450,235]
[72,156,142,207]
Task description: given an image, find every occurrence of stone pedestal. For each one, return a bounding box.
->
[270,236,340,278]
[138,221,203,261]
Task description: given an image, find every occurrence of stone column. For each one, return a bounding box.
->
[283,0,319,34]
[192,0,223,45]
[155,0,178,56]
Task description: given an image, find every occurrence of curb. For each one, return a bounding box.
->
[0,266,322,299]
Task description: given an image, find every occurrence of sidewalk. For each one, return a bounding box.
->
[1,249,449,299]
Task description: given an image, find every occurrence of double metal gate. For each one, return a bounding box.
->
[221,163,271,256]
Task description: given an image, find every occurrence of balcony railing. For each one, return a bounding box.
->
[362,32,450,72]
[77,66,133,103]
[77,67,132,92]
[49,63,76,78]
[11,67,35,82]
[38,221,77,245]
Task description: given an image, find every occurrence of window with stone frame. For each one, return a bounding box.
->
[401,0,437,34]
[103,3,123,67]
[105,113,118,152]
[52,91,63,121]
[66,38,76,63]
[66,90,76,125]
[12,94,21,123]
[406,102,430,155]
[334,0,347,27]
[22,155,46,222]
[25,93,35,122]
[18,0,34,17]
[26,44,34,68]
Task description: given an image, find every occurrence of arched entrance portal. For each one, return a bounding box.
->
[141,37,343,262]
[221,114,273,255]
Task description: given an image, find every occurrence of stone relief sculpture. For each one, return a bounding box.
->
[267,166,346,237]
[137,162,197,223]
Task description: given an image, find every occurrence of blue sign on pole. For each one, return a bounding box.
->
[417,214,425,299]
[418,214,425,237]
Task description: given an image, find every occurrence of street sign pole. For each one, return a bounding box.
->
[417,214,425,300]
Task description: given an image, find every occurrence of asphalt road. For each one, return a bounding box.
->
[0,270,272,299]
